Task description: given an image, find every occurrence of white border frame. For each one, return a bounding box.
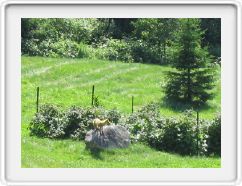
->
[0,0,241,185]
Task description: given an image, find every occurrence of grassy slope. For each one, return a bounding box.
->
[21,56,221,168]
[22,137,220,168]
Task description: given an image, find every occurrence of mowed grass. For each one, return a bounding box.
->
[21,56,221,168]
[22,136,220,168]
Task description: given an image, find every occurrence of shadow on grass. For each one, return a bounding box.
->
[160,98,212,113]
[85,146,104,160]
[85,145,118,160]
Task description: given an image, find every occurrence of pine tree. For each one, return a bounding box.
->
[165,19,215,108]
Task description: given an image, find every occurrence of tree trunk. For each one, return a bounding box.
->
[158,39,162,64]
[187,68,192,103]
[163,40,166,63]
[105,19,112,36]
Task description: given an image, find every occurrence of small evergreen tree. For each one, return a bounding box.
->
[165,19,215,107]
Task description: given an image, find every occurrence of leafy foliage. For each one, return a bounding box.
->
[207,113,221,156]
[119,103,218,156]
[22,18,220,64]
[123,104,208,155]
[77,42,93,58]
[201,18,221,58]
[93,38,133,62]
[129,39,161,63]
[161,111,209,155]
[121,103,161,143]
[22,38,79,58]
[29,103,220,156]
[24,18,221,156]
[29,104,65,138]
[30,104,122,140]
[21,18,98,58]
[132,18,179,64]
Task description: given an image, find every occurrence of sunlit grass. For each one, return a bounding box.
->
[21,56,221,168]
[22,136,220,168]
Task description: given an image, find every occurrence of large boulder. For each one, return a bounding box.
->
[85,125,130,149]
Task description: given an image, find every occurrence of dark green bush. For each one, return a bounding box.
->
[106,109,121,124]
[207,113,221,156]
[123,106,211,156]
[29,105,122,140]
[152,110,209,155]
[62,106,87,138]
[65,106,96,140]
[29,103,220,156]
[29,104,65,138]
[123,103,163,143]
[77,42,93,58]
[60,106,105,140]
[161,111,199,155]
[22,39,41,56]
[129,40,161,64]
[65,106,121,140]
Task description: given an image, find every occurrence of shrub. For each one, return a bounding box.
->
[129,40,160,64]
[29,103,220,156]
[48,39,79,58]
[29,104,65,138]
[207,113,221,156]
[64,107,121,140]
[123,106,210,156]
[106,109,121,124]
[95,38,134,62]
[77,42,93,58]
[64,106,94,140]
[161,111,198,155]
[62,106,86,138]
[30,104,122,140]
[151,110,209,155]
[63,106,110,140]
[123,103,163,143]
[22,39,41,56]
[22,38,80,58]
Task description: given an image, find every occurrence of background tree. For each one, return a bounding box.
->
[201,18,221,58]
[132,18,179,64]
[165,19,215,107]
[21,18,220,64]
[112,18,136,38]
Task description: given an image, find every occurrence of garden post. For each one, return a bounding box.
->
[196,111,199,156]
[92,85,95,107]
[36,87,39,113]
[132,96,134,113]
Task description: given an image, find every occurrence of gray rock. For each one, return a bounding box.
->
[85,125,130,149]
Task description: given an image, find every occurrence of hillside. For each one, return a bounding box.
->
[21,56,221,168]
[22,56,220,125]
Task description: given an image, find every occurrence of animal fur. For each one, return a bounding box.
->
[93,118,111,131]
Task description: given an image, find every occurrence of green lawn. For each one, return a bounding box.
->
[22,136,220,168]
[21,56,221,168]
